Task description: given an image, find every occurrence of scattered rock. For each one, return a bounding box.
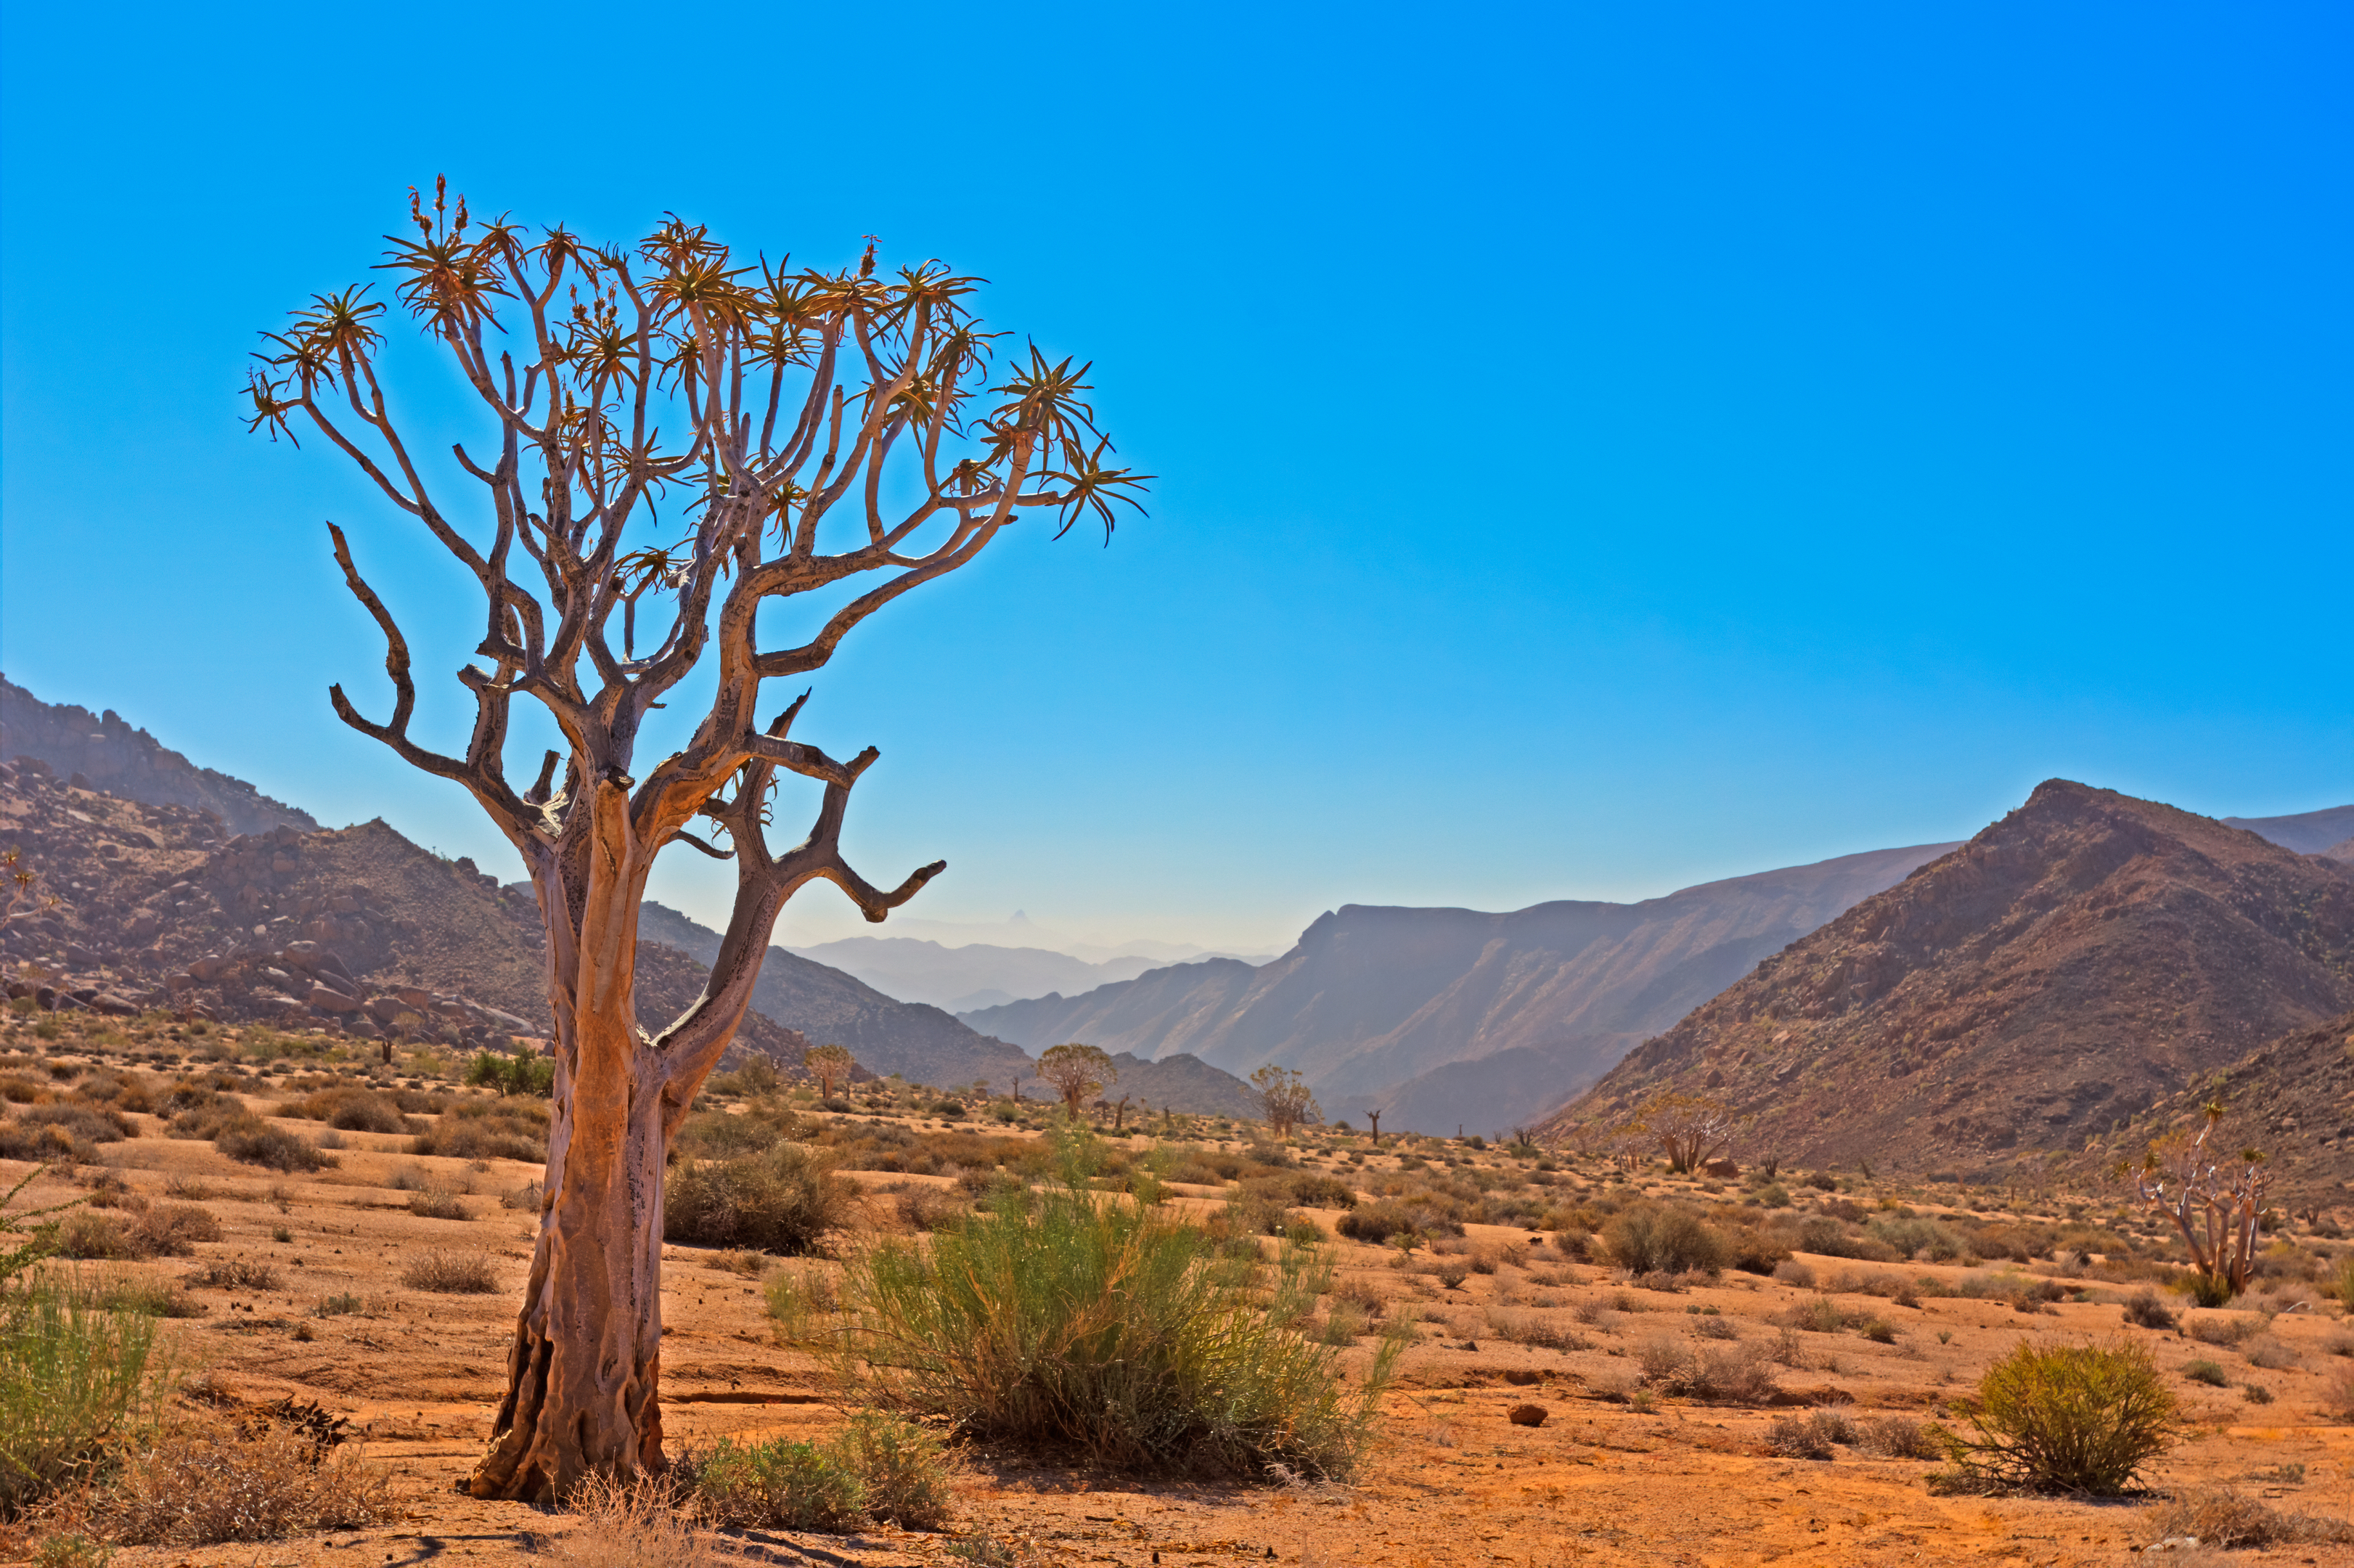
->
[1508,1404,1548,1428]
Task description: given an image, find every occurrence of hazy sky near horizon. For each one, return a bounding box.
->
[3,4,2347,953]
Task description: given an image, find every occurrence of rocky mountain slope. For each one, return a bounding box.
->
[634,902,1036,1091]
[0,761,807,1063]
[2074,1008,2354,1213]
[1,675,316,836]
[963,842,1963,1130]
[1541,781,2354,1175]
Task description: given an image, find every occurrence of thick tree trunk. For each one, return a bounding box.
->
[466,1008,671,1498]
[467,798,710,1500]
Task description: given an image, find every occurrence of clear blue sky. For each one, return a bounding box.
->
[4,3,2347,952]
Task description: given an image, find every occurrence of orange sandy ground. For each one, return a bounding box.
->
[6,1101,2350,1568]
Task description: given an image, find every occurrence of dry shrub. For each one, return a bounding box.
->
[2242,1337,2297,1371]
[890,1186,964,1233]
[1331,1277,1386,1320]
[1767,1410,1851,1460]
[2328,1365,2354,1418]
[2183,1314,2257,1348]
[1634,1339,1778,1403]
[279,1088,409,1134]
[1603,1204,1725,1275]
[1855,1414,1941,1459]
[18,1105,134,1146]
[49,1204,221,1262]
[411,1101,549,1163]
[2145,1487,2354,1550]
[1934,1339,2176,1495]
[1334,1198,1463,1244]
[407,1185,471,1222]
[2120,1289,2177,1331]
[544,1473,717,1568]
[213,1115,334,1173]
[399,1251,499,1294]
[187,1259,281,1291]
[83,1419,394,1544]
[665,1144,850,1256]
[1483,1307,1588,1352]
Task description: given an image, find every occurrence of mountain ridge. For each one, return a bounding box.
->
[1540,780,2354,1174]
[962,841,1966,1130]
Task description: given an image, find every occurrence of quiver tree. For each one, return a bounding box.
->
[245,182,1144,1500]
[1251,1063,1320,1140]
[804,1042,855,1099]
[2130,1101,2271,1306]
[1630,1093,1737,1174]
[1037,1042,1115,1114]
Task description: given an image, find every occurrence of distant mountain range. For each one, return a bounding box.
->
[1541,781,2354,1175]
[783,937,1166,1012]
[962,841,1967,1132]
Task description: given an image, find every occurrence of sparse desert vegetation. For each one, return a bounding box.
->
[4,999,2354,1564]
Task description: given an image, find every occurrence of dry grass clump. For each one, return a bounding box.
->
[49,1204,221,1262]
[543,1473,719,1568]
[77,1418,395,1544]
[186,1258,282,1292]
[406,1184,472,1222]
[1766,1410,1853,1460]
[274,1087,411,1133]
[411,1101,548,1163]
[399,1250,500,1294]
[1483,1307,1589,1352]
[2145,1487,2354,1550]
[212,1114,336,1172]
[2182,1314,2257,1348]
[1855,1414,1941,1459]
[666,1143,850,1256]
[1632,1339,1778,1403]
[1934,1339,2176,1495]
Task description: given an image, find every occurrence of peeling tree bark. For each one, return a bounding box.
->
[248,196,1142,1498]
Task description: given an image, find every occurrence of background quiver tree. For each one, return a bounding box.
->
[1250,1064,1320,1140]
[1630,1093,1738,1175]
[1037,1043,1115,1114]
[2130,1101,2271,1307]
[245,181,1145,1501]
[804,1043,856,1100]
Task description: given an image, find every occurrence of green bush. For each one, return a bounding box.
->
[665,1143,850,1255]
[1935,1339,2178,1495]
[465,1052,555,1098]
[691,1435,865,1532]
[827,1410,954,1528]
[839,1175,1402,1478]
[1602,1204,1726,1275]
[0,1279,171,1517]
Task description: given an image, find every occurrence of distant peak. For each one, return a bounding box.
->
[1009,910,1031,925]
